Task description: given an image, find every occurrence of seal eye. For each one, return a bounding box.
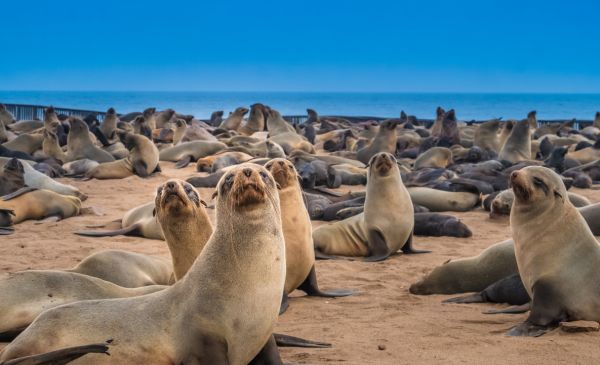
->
[225,174,234,186]
[533,176,549,195]
[157,186,164,196]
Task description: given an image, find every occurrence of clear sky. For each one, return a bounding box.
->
[1,0,599,92]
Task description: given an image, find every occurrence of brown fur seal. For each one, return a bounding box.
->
[409,239,517,295]
[219,106,249,130]
[141,107,157,130]
[158,140,227,168]
[474,119,501,152]
[498,119,531,163]
[0,270,166,342]
[356,120,398,164]
[84,133,159,179]
[68,250,173,288]
[430,106,445,137]
[265,159,352,312]
[266,108,296,135]
[155,108,176,129]
[239,103,267,135]
[0,104,16,126]
[154,179,212,281]
[314,153,427,261]
[0,158,25,196]
[75,201,163,240]
[508,166,600,336]
[65,117,115,163]
[42,130,67,162]
[195,151,253,172]
[1,163,289,365]
[2,134,44,155]
[407,187,480,212]
[269,131,315,155]
[413,147,453,169]
[0,189,81,224]
[99,107,118,141]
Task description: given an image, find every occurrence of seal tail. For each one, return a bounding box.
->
[74,223,142,238]
[273,333,331,348]
[0,341,111,365]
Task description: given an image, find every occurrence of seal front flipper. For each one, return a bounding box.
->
[249,335,284,365]
[74,223,143,237]
[175,155,193,169]
[0,340,111,365]
[401,232,431,254]
[273,333,331,348]
[132,160,149,178]
[363,229,391,262]
[298,265,353,297]
[445,274,529,305]
[506,280,566,337]
[279,294,289,315]
[0,227,14,235]
[443,292,485,304]
[184,333,230,365]
[484,302,531,315]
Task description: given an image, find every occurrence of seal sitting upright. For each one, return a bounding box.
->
[265,158,352,312]
[313,152,429,261]
[508,166,600,336]
[1,164,288,365]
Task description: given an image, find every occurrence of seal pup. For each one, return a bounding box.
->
[75,201,164,240]
[413,147,453,169]
[265,159,352,312]
[407,187,480,212]
[508,166,600,336]
[84,132,159,179]
[498,119,531,163]
[219,106,249,130]
[314,152,427,261]
[65,117,115,163]
[0,164,289,365]
[154,179,212,281]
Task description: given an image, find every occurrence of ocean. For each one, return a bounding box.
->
[1,91,599,121]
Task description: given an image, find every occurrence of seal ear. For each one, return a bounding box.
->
[152,208,157,217]
[200,200,208,207]
[211,191,218,200]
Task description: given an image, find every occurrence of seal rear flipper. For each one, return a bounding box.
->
[132,160,149,178]
[0,227,14,235]
[298,265,353,297]
[484,302,531,315]
[279,293,289,315]
[0,340,111,365]
[249,335,283,365]
[74,223,142,237]
[443,292,485,304]
[175,156,192,169]
[2,187,37,201]
[273,333,331,348]
[507,279,566,337]
[314,248,347,260]
[401,232,431,254]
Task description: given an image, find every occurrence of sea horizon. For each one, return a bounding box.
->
[1,90,599,121]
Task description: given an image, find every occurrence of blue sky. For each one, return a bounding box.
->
[1,0,599,92]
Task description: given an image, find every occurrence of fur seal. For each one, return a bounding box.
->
[407,187,480,212]
[0,104,16,125]
[219,106,249,130]
[2,134,44,155]
[430,107,445,137]
[42,130,67,162]
[414,213,472,237]
[154,179,212,281]
[0,158,25,196]
[68,250,173,288]
[356,120,398,164]
[0,163,289,365]
[239,103,267,135]
[99,107,118,141]
[473,119,501,152]
[155,108,176,129]
[0,188,81,224]
[265,159,352,312]
[498,119,531,163]
[84,133,159,179]
[65,117,115,163]
[0,271,166,342]
[158,140,227,168]
[195,151,253,173]
[413,147,453,169]
[266,108,296,135]
[508,166,600,336]
[314,152,427,261]
[75,201,163,240]
[62,159,99,177]
[409,239,517,295]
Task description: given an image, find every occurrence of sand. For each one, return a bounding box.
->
[1,162,599,364]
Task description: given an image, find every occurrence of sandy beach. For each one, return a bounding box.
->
[1,162,599,364]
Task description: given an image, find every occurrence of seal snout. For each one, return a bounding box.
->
[226,165,273,207]
[510,171,531,201]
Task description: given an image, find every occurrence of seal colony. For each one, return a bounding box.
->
[2,102,600,363]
